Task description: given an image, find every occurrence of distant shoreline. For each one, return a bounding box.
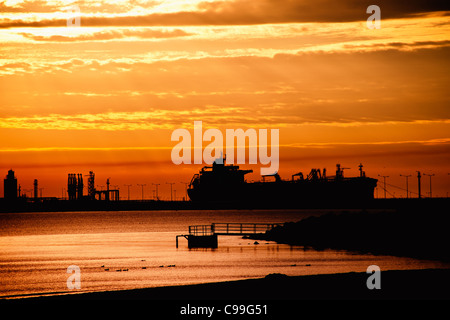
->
[17,269,450,300]
[1,197,449,213]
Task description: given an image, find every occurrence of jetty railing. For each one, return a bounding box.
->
[178,222,283,248]
[187,223,283,236]
[211,223,282,235]
[189,224,215,236]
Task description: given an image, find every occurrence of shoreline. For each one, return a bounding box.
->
[1,197,449,213]
[18,268,450,300]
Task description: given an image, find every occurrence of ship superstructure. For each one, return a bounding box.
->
[188,158,378,205]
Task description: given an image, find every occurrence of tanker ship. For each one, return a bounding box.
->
[187,158,378,206]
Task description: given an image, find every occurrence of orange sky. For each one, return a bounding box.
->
[1,1,449,199]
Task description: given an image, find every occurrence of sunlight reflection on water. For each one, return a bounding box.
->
[1,210,448,298]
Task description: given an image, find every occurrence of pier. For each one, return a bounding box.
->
[176,223,283,248]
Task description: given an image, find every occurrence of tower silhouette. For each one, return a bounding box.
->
[4,169,18,200]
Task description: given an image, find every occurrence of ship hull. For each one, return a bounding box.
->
[188,177,377,206]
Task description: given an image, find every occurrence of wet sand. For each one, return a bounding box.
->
[34,268,450,300]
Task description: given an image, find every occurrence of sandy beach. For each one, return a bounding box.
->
[27,268,450,300]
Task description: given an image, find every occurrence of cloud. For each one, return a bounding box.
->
[0,0,60,13]
[19,28,192,42]
[1,44,449,133]
[1,109,449,132]
[1,0,449,28]
[0,0,160,14]
[342,40,450,51]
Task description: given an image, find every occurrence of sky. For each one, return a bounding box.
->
[0,0,449,200]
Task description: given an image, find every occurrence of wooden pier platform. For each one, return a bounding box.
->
[176,223,282,248]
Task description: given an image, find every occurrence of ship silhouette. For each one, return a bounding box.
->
[187,157,378,205]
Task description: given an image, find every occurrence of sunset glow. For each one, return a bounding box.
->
[1,0,449,199]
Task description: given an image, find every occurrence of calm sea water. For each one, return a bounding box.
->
[0,209,448,299]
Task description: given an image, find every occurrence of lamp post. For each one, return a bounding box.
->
[137,184,146,201]
[423,173,435,198]
[39,187,44,198]
[378,175,389,199]
[417,171,421,199]
[400,174,411,198]
[124,184,132,200]
[180,182,189,200]
[152,183,160,200]
[166,182,175,201]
